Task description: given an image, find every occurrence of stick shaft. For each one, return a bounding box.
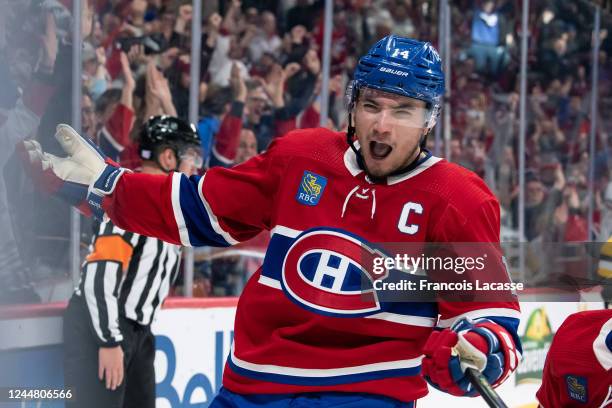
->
[465,368,509,408]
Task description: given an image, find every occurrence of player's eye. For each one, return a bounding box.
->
[362,103,378,111]
[394,109,414,118]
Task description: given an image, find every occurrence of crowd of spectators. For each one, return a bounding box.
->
[444,0,612,284]
[1,0,611,302]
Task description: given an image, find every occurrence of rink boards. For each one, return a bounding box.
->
[0,296,605,408]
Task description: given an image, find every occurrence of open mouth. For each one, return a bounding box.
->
[369,141,393,160]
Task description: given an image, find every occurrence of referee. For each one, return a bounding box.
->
[63,116,202,408]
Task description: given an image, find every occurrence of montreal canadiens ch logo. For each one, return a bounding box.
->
[281,229,387,317]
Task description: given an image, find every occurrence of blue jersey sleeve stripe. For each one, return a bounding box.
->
[196,174,239,245]
[261,234,293,280]
[385,301,439,318]
[174,173,234,247]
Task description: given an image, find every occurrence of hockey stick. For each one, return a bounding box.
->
[465,367,509,408]
[452,327,509,408]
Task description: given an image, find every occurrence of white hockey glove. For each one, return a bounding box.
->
[22,124,128,220]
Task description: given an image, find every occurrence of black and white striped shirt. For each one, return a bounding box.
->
[75,220,181,346]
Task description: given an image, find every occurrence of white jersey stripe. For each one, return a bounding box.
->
[171,172,191,246]
[593,317,612,371]
[139,243,168,324]
[124,237,158,321]
[258,275,282,289]
[83,263,104,342]
[198,174,239,245]
[103,262,121,341]
[153,250,175,318]
[271,225,302,238]
[437,308,521,328]
[230,343,423,377]
[365,312,436,327]
[387,156,443,185]
[598,386,612,408]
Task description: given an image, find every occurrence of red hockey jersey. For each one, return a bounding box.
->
[102,128,521,402]
[537,309,612,408]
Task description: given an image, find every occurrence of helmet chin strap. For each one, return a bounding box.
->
[346,111,364,169]
[346,111,431,181]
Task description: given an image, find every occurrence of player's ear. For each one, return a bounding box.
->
[158,147,178,172]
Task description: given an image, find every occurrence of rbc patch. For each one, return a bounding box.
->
[565,375,588,403]
[296,171,327,206]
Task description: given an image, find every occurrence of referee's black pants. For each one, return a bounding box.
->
[63,296,156,408]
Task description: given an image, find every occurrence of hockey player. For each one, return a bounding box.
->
[26,36,521,406]
[26,116,201,408]
[536,309,612,407]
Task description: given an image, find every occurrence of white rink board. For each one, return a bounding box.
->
[152,301,604,407]
[152,307,236,407]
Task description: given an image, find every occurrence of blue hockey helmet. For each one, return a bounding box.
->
[348,35,445,129]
